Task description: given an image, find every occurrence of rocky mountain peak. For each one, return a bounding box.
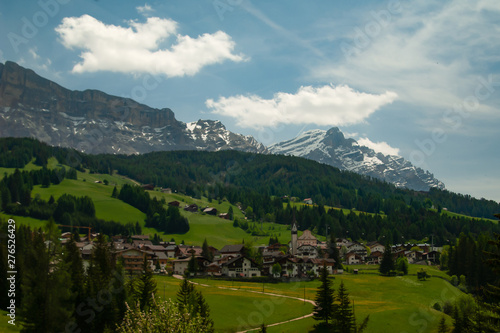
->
[269,128,445,191]
[0,61,265,154]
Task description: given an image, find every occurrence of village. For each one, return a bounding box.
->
[62,210,441,279]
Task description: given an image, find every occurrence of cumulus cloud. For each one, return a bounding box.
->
[55,15,246,77]
[206,85,397,129]
[357,137,400,156]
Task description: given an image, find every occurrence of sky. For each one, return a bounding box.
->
[0,0,499,202]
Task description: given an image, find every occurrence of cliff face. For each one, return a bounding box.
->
[0,61,265,154]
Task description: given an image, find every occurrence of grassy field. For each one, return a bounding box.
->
[178,265,458,333]
[0,266,462,333]
[156,275,313,333]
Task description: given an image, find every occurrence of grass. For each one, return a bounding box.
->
[155,275,313,333]
[0,263,461,333]
[31,179,146,226]
[182,264,459,333]
[0,310,21,332]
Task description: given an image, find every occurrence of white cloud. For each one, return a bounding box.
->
[314,0,500,113]
[29,48,40,60]
[206,84,397,129]
[136,3,154,15]
[55,15,246,77]
[357,137,400,156]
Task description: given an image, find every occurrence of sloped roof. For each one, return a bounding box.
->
[219,244,245,253]
[298,230,317,241]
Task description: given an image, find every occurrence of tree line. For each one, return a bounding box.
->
[1,138,498,220]
[0,219,214,332]
[117,184,189,234]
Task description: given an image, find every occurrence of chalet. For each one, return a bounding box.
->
[368,251,384,264]
[303,198,313,205]
[219,213,230,220]
[176,245,203,259]
[173,258,190,275]
[153,252,169,270]
[168,201,180,207]
[218,244,245,258]
[301,258,335,276]
[133,239,153,248]
[165,245,178,258]
[184,204,199,213]
[203,207,217,215]
[345,252,362,265]
[206,262,221,276]
[298,230,318,247]
[221,256,261,278]
[296,244,318,258]
[367,241,385,253]
[405,250,424,263]
[143,244,167,252]
[423,251,440,263]
[161,188,172,194]
[141,184,155,191]
[115,248,155,274]
[132,235,150,241]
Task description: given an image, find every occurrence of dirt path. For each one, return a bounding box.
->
[172,275,316,332]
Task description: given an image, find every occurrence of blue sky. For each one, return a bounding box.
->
[0,0,499,202]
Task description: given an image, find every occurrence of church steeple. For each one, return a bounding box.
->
[291,214,298,256]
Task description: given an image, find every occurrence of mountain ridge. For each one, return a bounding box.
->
[0,61,442,191]
[269,128,445,191]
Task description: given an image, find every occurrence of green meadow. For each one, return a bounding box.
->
[158,265,459,333]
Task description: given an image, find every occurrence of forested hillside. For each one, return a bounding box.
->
[1,137,499,246]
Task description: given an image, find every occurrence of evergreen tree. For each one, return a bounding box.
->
[20,219,73,333]
[188,253,199,274]
[63,236,86,329]
[328,233,342,269]
[202,238,214,261]
[194,290,215,332]
[228,205,234,220]
[313,264,336,325]
[177,278,195,313]
[112,185,118,198]
[438,317,449,333]
[335,280,355,333]
[84,233,121,332]
[132,256,157,310]
[379,243,395,275]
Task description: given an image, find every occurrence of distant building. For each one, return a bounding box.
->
[303,198,313,205]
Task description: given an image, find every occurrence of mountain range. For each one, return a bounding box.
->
[0,61,443,191]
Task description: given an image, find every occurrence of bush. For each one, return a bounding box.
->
[442,300,454,315]
[432,302,442,311]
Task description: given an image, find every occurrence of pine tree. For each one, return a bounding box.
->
[132,256,157,310]
[335,280,355,333]
[202,238,214,261]
[188,253,199,274]
[313,264,336,325]
[194,290,215,332]
[438,316,449,333]
[112,185,118,198]
[20,219,73,333]
[177,278,195,313]
[328,233,342,269]
[379,243,395,275]
[63,236,86,329]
